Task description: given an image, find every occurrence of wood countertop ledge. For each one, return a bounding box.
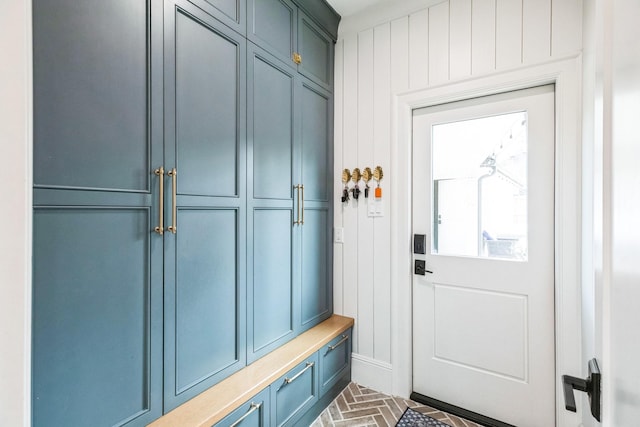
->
[147,314,354,427]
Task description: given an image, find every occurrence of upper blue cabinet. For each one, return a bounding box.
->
[188,0,246,34]
[248,0,336,90]
[33,0,152,192]
[297,12,334,91]
[248,0,298,67]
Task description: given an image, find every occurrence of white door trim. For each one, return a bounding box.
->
[390,56,583,427]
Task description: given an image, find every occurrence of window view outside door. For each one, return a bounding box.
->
[432,112,528,261]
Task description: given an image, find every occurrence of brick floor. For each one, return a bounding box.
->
[311,383,485,427]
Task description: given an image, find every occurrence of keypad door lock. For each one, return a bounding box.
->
[414,234,426,254]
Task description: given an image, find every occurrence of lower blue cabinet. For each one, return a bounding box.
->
[215,388,270,427]
[319,328,352,397]
[270,353,320,427]
[213,329,353,427]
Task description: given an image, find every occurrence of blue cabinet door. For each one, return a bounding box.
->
[32,0,164,425]
[188,0,246,34]
[247,43,299,363]
[319,329,352,397]
[163,0,247,411]
[32,208,163,427]
[248,0,297,68]
[270,354,319,427]
[297,11,334,91]
[300,81,333,330]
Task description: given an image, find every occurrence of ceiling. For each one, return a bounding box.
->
[326,0,397,17]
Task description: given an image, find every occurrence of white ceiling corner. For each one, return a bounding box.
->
[326,0,398,18]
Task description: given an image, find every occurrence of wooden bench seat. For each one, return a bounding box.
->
[148,315,354,427]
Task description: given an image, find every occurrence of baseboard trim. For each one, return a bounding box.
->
[409,392,516,427]
[351,353,393,395]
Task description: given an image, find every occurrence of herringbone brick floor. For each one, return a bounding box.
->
[311,382,485,427]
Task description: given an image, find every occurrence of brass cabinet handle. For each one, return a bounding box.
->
[167,168,177,234]
[300,185,304,225]
[284,361,314,384]
[154,167,164,235]
[294,184,302,225]
[229,402,262,427]
[327,335,349,352]
[293,52,302,64]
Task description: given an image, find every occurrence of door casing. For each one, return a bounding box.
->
[390,57,583,427]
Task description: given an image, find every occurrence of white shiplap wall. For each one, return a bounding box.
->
[333,0,583,393]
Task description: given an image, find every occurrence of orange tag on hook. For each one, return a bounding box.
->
[375,187,382,199]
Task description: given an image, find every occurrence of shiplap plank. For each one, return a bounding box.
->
[356,29,375,359]
[372,22,392,364]
[409,9,429,90]
[450,0,472,81]
[523,0,551,64]
[551,0,582,57]
[333,39,344,316]
[428,1,450,85]
[496,0,522,69]
[471,0,496,76]
[390,16,410,94]
[341,34,360,352]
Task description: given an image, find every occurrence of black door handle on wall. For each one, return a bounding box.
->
[562,358,601,422]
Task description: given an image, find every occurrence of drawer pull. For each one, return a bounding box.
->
[328,335,349,352]
[229,402,261,427]
[284,361,315,384]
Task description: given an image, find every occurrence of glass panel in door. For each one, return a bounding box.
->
[431,111,528,260]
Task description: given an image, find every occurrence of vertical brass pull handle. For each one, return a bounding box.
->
[167,168,177,234]
[229,402,262,427]
[294,184,302,225]
[300,185,304,225]
[154,167,164,235]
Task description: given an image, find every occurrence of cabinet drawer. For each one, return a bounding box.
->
[319,329,352,397]
[214,388,270,427]
[270,353,319,427]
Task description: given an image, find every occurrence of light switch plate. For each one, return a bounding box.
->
[334,227,344,243]
[368,199,384,217]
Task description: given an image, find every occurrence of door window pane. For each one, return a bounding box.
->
[432,111,528,260]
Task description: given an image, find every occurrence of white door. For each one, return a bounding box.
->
[412,85,556,427]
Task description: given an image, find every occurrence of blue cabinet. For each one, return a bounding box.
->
[299,80,333,330]
[32,0,164,425]
[247,43,299,363]
[270,354,320,427]
[297,12,334,90]
[247,42,333,360]
[319,329,352,397]
[189,0,246,34]
[33,0,337,425]
[248,0,335,90]
[248,0,297,67]
[163,0,247,410]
